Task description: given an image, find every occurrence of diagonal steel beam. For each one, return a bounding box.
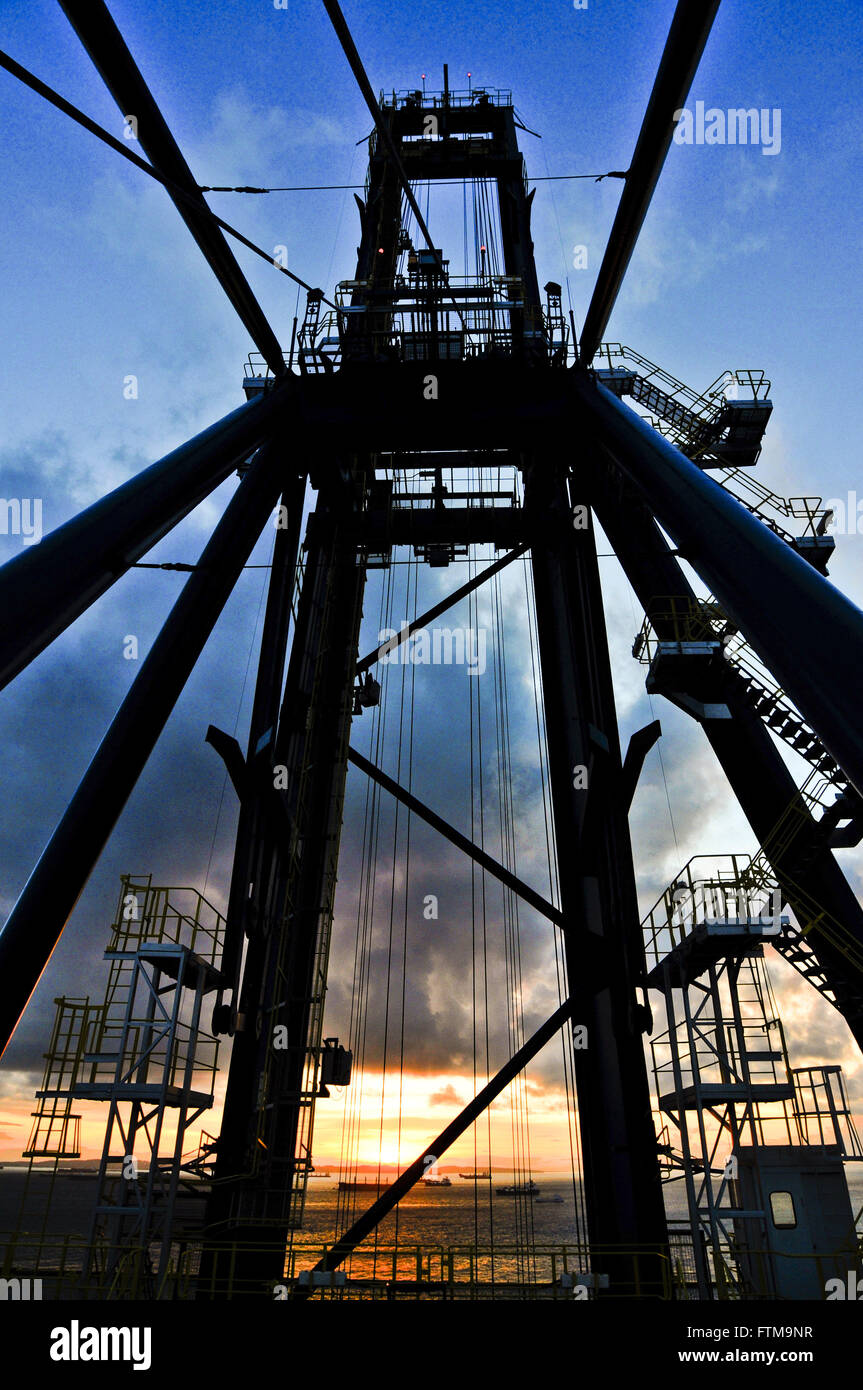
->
[355,544,529,673]
[0,382,294,692]
[0,437,286,1060]
[296,995,576,1292]
[348,746,563,926]
[321,0,470,337]
[59,0,286,376]
[579,0,721,363]
[322,0,437,261]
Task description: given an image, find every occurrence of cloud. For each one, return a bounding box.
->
[195,89,347,176]
[428,1083,466,1107]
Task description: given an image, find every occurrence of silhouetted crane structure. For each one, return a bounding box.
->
[3,0,863,1301]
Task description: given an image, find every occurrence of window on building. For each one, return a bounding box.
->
[769,1190,797,1229]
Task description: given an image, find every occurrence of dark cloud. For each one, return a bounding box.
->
[0,431,269,1084]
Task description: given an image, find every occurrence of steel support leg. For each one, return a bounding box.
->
[0,439,286,1059]
[525,459,669,1289]
[203,477,367,1294]
[217,471,307,995]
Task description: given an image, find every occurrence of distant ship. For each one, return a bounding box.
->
[496,1179,539,1196]
[338,1178,387,1191]
[459,1169,491,1180]
[309,1170,332,1178]
[536,1193,564,1204]
[421,1173,452,1187]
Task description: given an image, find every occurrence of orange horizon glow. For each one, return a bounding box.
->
[0,1066,579,1168]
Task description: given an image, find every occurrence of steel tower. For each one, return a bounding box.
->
[3,0,863,1301]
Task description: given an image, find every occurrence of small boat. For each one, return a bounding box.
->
[421,1174,452,1187]
[459,1169,491,1180]
[496,1179,539,1196]
[536,1193,564,1204]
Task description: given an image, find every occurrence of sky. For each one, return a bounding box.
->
[0,0,862,1181]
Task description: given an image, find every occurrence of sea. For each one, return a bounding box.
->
[3,1165,863,1290]
[0,1167,586,1250]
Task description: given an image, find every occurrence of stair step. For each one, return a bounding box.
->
[788,732,816,751]
[752,696,778,713]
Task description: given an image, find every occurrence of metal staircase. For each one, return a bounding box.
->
[595,345,836,571]
[594,343,773,467]
[641,837,863,1026]
[709,470,835,573]
[635,597,861,831]
[722,631,851,793]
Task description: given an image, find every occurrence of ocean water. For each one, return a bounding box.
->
[0,1168,584,1250]
[304,1173,582,1250]
[3,1166,862,1291]
[0,1168,585,1290]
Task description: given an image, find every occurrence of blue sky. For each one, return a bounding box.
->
[0,0,862,1163]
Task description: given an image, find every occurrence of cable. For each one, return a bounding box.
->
[372,555,413,1268]
[202,183,364,193]
[491,554,537,1278]
[530,171,627,184]
[135,563,275,570]
[393,556,417,1253]
[523,551,588,1242]
[136,556,623,573]
[198,172,627,192]
[0,48,338,313]
[322,148,359,300]
[542,142,581,349]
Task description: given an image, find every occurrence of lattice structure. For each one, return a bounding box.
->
[645,865,863,1298]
